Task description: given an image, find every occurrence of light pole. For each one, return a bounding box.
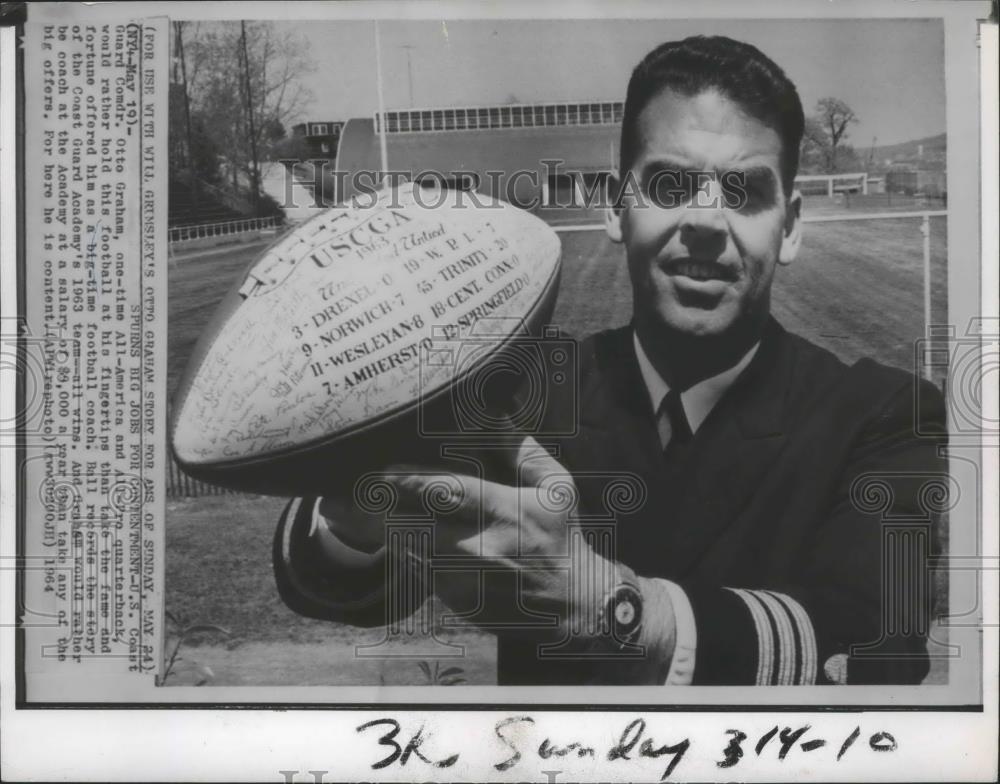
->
[374,20,389,179]
[400,44,416,107]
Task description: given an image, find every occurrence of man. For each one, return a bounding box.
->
[273,36,947,685]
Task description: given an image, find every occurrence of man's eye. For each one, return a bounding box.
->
[645,170,695,208]
[721,170,776,212]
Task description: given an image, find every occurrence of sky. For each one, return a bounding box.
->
[280,18,945,149]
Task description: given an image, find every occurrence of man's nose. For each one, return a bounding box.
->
[678,177,727,255]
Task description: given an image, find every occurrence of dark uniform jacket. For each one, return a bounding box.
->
[273,318,948,685]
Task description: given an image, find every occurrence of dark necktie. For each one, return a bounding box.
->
[658,388,693,458]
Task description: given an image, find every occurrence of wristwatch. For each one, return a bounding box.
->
[602,581,644,649]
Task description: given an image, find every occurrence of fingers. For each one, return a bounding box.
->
[384,465,516,528]
[387,466,550,560]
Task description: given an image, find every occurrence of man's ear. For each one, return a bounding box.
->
[778,189,803,266]
[605,174,624,243]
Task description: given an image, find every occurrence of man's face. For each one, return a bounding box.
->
[607,88,801,340]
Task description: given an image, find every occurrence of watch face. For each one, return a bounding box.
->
[615,599,636,626]
[611,584,642,642]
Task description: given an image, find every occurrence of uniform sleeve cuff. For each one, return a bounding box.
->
[680,584,818,686]
[660,580,696,685]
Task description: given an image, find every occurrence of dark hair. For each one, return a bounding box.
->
[620,36,805,195]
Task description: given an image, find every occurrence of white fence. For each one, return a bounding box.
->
[168,215,279,244]
[795,172,869,196]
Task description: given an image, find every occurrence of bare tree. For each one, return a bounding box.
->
[814,97,858,173]
[800,116,830,173]
[170,21,314,212]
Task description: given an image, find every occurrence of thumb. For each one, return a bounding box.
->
[515,436,570,490]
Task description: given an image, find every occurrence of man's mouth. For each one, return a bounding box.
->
[663,258,738,282]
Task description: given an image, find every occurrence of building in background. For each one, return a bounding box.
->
[290,106,946,212]
[290,121,345,158]
[885,165,947,197]
[876,133,947,198]
[332,101,624,212]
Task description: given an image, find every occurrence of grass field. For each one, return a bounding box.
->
[164,494,496,686]
[165,203,949,686]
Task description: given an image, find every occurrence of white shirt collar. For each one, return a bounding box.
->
[632,329,760,434]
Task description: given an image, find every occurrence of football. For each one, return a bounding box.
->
[170,183,563,495]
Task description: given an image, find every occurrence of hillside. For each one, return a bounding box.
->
[866,132,947,172]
